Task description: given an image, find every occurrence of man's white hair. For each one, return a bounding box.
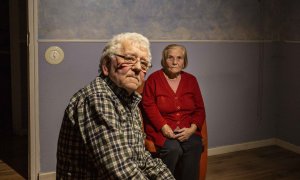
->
[99,32,151,73]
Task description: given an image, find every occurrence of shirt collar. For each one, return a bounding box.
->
[100,73,141,109]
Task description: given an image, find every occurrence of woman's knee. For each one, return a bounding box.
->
[183,135,203,152]
[161,140,183,157]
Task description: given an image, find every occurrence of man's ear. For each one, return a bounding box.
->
[102,64,109,76]
[101,58,110,76]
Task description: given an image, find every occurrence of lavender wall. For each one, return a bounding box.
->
[276,0,300,146]
[278,43,300,145]
[39,42,276,171]
[39,42,102,171]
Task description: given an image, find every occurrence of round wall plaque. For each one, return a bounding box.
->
[45,46,64,65]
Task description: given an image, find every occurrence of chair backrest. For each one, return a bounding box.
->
[200,120,208,180]
[136,80,157,153]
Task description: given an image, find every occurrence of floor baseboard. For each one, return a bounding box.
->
[39,172,56,180]
[208,138,300,156]
[208,138,276,156]
[275,138,300,154]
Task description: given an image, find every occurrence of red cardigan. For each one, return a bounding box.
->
[142,70,206,147]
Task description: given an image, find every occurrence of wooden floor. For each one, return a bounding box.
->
[0,145,299,179]
[0,160,25,180]
[206,145,300,180]
[0,133,27,179]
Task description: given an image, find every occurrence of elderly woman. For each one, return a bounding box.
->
[142,44,206,180]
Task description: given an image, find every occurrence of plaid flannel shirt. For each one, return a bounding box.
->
[56,74,174,180]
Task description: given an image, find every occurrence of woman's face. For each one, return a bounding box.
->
[164,47,185,77]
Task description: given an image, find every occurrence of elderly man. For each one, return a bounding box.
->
[56,32,174,179]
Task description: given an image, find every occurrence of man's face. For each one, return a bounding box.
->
[102,41,150,94]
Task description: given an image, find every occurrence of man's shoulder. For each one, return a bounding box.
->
[68,77,111,105]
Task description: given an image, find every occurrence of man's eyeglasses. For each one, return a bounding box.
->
[113,53,152,72]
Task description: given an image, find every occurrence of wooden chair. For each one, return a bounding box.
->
[137,82,208,180]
